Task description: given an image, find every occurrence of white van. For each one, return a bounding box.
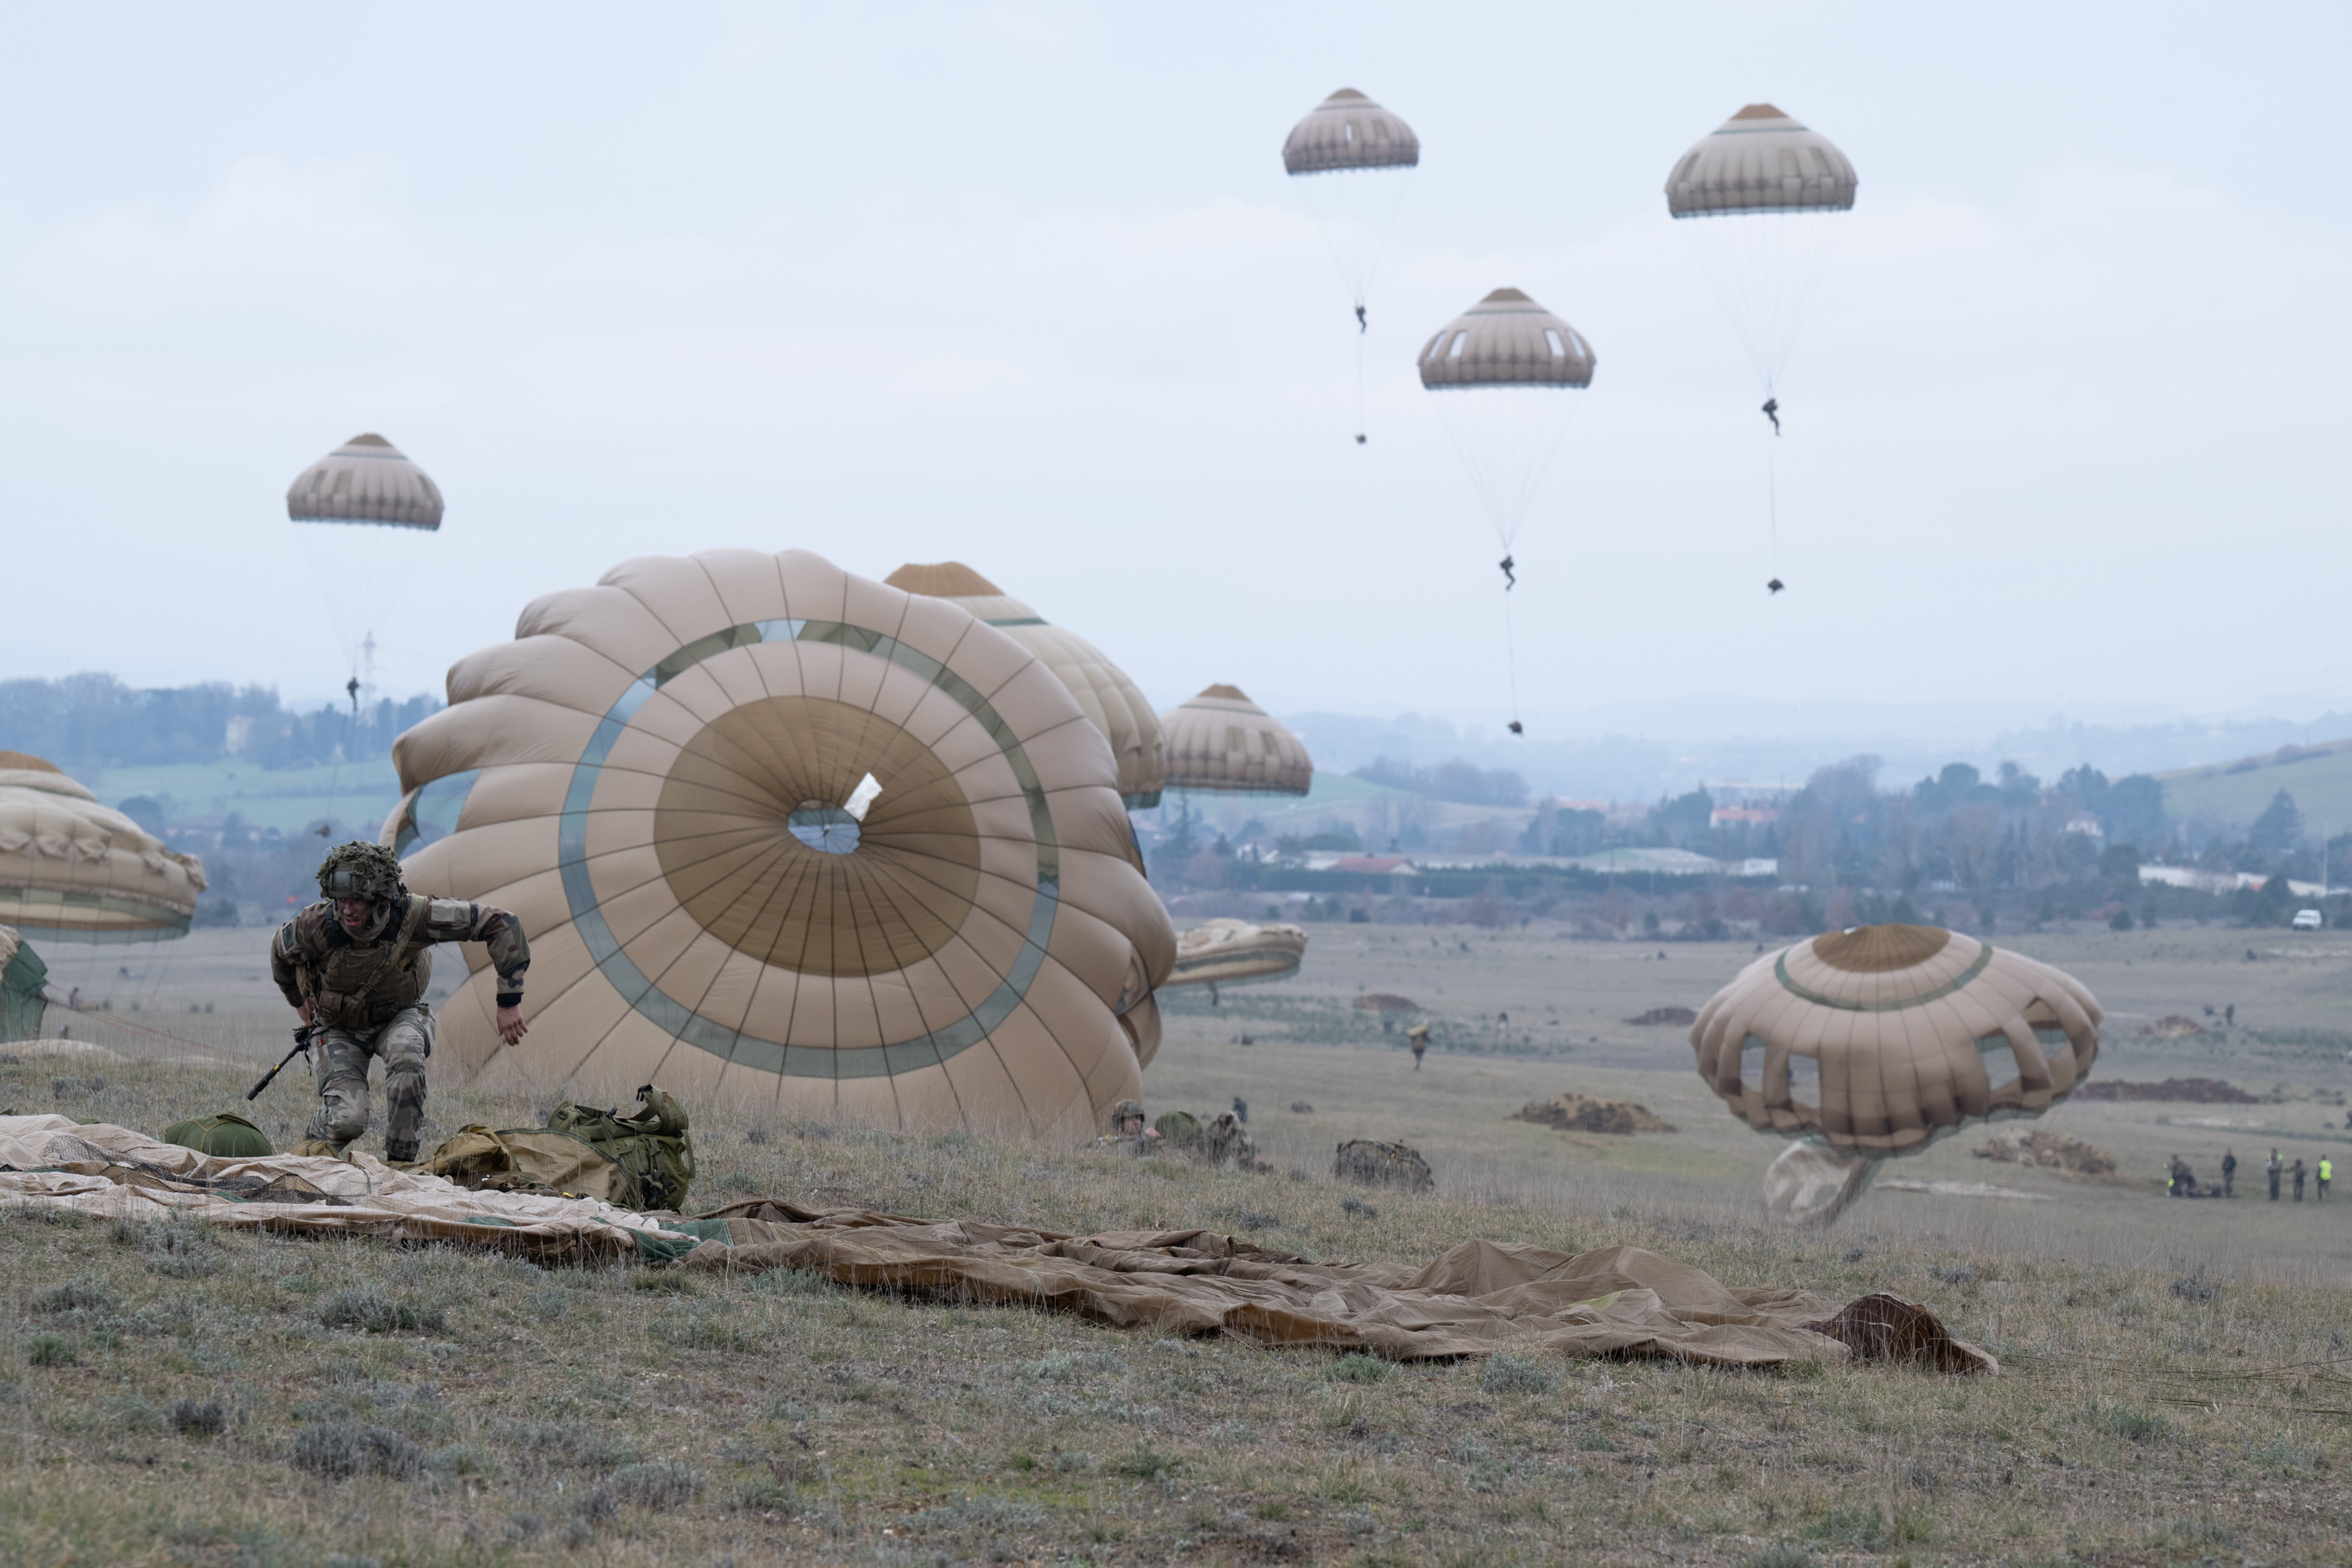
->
[2293,908,2324,931]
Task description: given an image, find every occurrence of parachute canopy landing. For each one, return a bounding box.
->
[1282,88,1420,174]
[1162,918,1308,990]
[0,752,207,942]
[286,433,445,530]
[1157,686,1312,796]
[884,562,1166,811]
[382,548,1176,1137]
[1690,923,2101,1159]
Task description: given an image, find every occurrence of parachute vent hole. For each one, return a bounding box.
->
[1785,1054,1820,1111]
[786,802,862,855]
[1544,329,1565,357]
[1449,332,1467,359]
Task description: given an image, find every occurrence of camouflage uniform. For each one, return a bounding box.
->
[270,846,529,1163]
[1089,1098,1161,1155]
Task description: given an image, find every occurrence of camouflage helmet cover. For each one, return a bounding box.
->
[318,841,407,903]
[1112,1098,1146,1126]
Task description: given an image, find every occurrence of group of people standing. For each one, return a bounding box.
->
[2169,1147,2335,1200]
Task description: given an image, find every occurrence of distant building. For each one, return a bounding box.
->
[1710,806,1778,828]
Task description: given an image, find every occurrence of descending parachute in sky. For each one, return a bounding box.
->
[286,433,446,708]
[1283,87,1420,443]
[884,562,1166,810]
[379,548,1175,1137]
[1689,924,2101,1225]
[0,752,207,942]
[1157,686,1312,797]
[1665,105,1857,592]
[1418,288,1597,734]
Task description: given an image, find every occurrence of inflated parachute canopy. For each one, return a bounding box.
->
[1665,104,1858,217]
[1690,924,2101,1157]
[1282,88,1419,174]
[884,562,1166,811]
[1161,918,1307,990]
[287,433,445,529]
[382,549,1176,1138]
[1418,290,1596,389]
[1157,686,1312,796]
[0,752,207,942]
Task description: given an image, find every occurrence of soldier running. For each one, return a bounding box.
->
[270,844,530,1163]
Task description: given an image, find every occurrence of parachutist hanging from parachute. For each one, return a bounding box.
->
[1419,288,1595,739]
[1664,105,1856,594]
[1767,577,1785,596]
[1283,89,1419,445]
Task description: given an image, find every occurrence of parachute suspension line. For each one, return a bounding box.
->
[1354,328,1368,446]
[1502,582,1524,736]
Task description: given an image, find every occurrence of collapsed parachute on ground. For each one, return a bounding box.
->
[1689,924,2101,1225]
[884,562,1166,810]
[0,752,207,943]
[1157,686,1312,796]
[380,548,1175,1137]
[1161,918,1308,991]
[286,432,446,689]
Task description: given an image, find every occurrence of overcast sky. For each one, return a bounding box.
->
[1,2,2345,741]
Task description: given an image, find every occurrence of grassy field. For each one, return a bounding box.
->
[2158,738,2352,835]
[75,756,405,837]
[6,921,2352,1563]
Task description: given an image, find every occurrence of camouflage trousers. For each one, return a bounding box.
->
[304,1005,434,1161]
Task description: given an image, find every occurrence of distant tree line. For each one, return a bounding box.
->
[0,674,439,772]
[1351,757,1528,807]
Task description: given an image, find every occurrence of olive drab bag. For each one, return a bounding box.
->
[425,1085,695,1212]
[161,1111,274,1159]
[546,1086,695,1211]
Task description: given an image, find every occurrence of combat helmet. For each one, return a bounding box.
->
[1111,1098,1146,1131]
[318,841,407,903]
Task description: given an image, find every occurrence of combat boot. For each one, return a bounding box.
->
[383,1137,421,1166]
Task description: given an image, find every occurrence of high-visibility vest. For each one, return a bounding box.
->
[2323,1160,2335,1182]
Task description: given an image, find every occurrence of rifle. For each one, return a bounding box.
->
[247,1025,317,1102]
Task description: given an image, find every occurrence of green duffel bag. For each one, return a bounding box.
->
[1152,1110,1202,1148]
[161,1111,274,1159]
[545,1085,697,1212]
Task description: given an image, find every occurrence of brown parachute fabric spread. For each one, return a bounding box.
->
[1690,924,2102,1157]
[1157,686,1312,796]
[884,562,1166,810]
[0,752,208,941]
[381,548,1174,1137]
[0,1116,1993,1372]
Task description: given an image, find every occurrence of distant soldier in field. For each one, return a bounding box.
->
[270,843,530,1163]
[2269,1148,2284,1200]
[1408,1022,1429,1070]
[2222,1148,2238,1198]
[2292,1158,2308,1201]
[2320,1156,2333,1200]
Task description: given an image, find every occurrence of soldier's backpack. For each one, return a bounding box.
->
[1153,1110,1202,1147]
[546,1087,696,1212]
[161,1111,274,1159]
[426,1085,695,1212]
[1333,1137,1434,1194]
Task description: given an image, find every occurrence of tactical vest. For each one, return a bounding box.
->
[294,896,434,1030]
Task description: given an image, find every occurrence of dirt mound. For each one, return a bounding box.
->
[2075,1077,2256,1104]
[2142,1015,2210,1040]
[1972,1128,2120,1180]
[1355,993,1420,1013]
[1626,1006,1698,1026]
[1514,1093,1678,1136]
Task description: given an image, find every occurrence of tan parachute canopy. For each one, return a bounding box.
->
[1418,288,1597,390]
[0,752,207,942]
[1161,918,1308,990]
[1665,104,1858,217]
[1691,925,2101,1224]
[286,433,445,529]
[1157,686,1312,796]
[884,562,1166,810]
[382,548,1175,1137]
[1282,87,1420,174]
[1692,925,2101,1156]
